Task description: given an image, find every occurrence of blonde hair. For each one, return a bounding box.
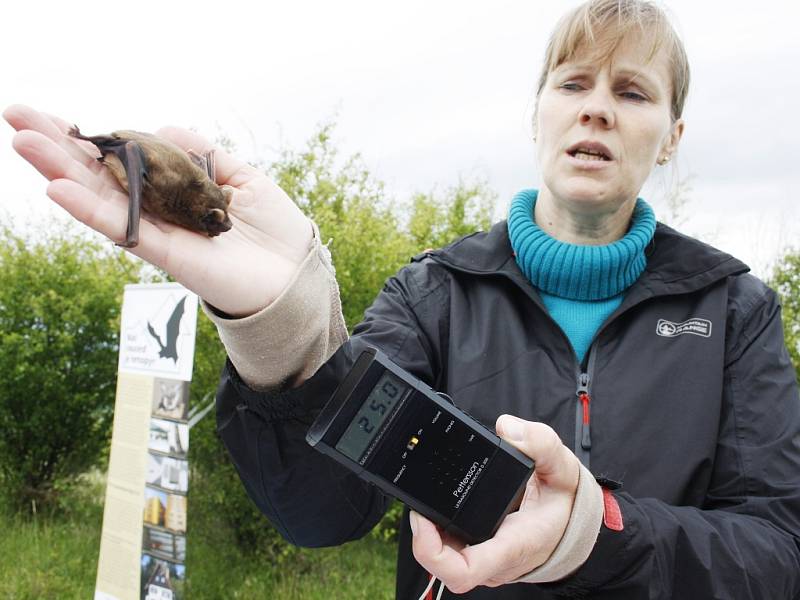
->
[536,0,690,121]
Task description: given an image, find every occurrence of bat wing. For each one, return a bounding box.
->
[147,321,165,352]
[69,127,148,247]
[162,296,187,362]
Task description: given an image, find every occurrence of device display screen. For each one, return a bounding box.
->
[335,370,408,463]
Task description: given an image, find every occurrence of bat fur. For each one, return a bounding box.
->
[69,126,233,247]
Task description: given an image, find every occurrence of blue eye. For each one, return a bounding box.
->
[560,83,583,91]
[621,91,646,101]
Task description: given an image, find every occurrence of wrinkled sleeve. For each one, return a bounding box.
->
[542,285,800,599]
[212,251,443,548]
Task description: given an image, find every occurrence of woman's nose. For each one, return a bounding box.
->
[579,89,615,128]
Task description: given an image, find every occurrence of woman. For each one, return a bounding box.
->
[5,1,800,597]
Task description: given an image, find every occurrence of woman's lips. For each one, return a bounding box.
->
[566,151,615,170]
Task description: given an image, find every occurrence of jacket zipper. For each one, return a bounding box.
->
[425,248,741,475]
[574,345,597,469]
[424,255,606,468]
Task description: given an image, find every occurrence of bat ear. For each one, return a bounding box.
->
[208,208,227,223]
[187,149,207,172]
[221,185,234,206]
[202,207,233,235]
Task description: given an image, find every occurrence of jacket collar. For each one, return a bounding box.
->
[424,219,749,297]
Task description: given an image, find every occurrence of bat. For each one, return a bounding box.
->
[147,296,186,363]
[69,126,233,247]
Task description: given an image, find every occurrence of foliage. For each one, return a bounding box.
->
[770,249,800,379]
[0,221,143,513]
[270,121,495,329]
[370,500,405,544]
[269,123,409,329]
[408,181,495,253]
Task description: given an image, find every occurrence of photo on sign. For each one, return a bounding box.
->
[140,553,185,600]
[148,418,189,458]
[143,525,174,559]
[144,487,187,534]
[165,493,187,534]
[146,454,189,493]
[142,527,186,562]
[151,378,189,421]
[143,487,168,528]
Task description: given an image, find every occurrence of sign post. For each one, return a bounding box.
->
[95,283,198,600]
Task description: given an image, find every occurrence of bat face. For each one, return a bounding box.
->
[69,126,234,245]
[195,183,233,236]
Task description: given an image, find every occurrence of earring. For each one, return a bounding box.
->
[658,155,670,165]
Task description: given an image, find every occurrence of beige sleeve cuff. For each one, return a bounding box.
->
[200,220,349,391]
[513,462,604,584]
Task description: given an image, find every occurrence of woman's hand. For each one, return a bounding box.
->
[3,104,312,317]
[410,416,582,594]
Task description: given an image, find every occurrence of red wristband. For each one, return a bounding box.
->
[602,487,624,531]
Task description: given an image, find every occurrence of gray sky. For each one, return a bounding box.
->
[2,0,798,278]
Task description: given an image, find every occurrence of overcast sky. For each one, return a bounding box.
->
[1,0,798,278]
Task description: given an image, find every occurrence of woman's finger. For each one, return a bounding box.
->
[4,104,106,173]
[409,511,467,575]
[11,130,118,199]
[495,416,579,489]
[409,511,497,594]
[46,178,140,247]
[45,177,184,270]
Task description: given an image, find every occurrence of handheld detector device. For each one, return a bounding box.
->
[306,347,535,544]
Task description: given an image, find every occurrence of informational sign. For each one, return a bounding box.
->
[95,283,197,600]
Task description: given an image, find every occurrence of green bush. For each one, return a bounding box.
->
[770,249,800,379]
[0,222,142,513]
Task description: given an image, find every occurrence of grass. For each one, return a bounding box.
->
[0,508,102,599]
[187,536,396,599]
[0,473,397,600]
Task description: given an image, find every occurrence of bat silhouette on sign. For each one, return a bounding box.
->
[68,126,233,248]
[147,296,187,363]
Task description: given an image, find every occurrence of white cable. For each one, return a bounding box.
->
[417,575,437,600]
[435,579,446,600]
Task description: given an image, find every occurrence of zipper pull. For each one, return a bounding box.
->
[576,373,592,450]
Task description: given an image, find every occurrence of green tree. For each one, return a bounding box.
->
[770,249,800,380]
[269,122,410,329]
[270,121,495,328]
[408,181,495,252]
[0,221,142,513]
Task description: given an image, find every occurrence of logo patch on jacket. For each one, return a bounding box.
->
[656,318,712,338]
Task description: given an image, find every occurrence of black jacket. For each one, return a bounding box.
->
[216,221,800,599]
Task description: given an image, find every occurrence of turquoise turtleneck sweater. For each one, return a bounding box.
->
[507,189,656,364]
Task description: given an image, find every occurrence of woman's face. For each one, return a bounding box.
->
[535,34,684,215]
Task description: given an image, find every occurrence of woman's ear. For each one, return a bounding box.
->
[660,118,685,160]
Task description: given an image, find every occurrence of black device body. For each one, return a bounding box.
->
[306,347,535,545]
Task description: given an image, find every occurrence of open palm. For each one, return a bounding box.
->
[4,104,313,317]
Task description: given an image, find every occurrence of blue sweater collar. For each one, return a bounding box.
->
[507,189,656,301]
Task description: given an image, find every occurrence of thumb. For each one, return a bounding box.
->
[495,415,579,491]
